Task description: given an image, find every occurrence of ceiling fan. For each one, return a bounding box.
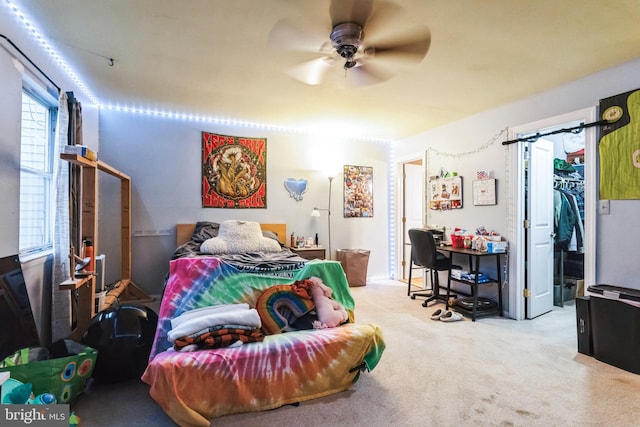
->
[268,0,431,86]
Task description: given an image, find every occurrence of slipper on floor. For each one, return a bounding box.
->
[440,310,463,322]
[430,308,446,320]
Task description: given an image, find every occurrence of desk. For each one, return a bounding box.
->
[439,246,505,321]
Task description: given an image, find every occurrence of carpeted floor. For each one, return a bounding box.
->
[71,280,640,426]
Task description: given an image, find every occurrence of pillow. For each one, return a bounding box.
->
[262,230,283,247]
[200,220,282,254]
[256,284,315,334]
[191,221,220,243]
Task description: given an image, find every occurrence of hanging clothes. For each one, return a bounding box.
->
[553,173,585,253]
[560,189,584,252]
[554,189,578,250]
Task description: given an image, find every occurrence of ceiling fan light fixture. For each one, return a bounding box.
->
[331,23,364,72]
[344,60,358,69]
[330,23,364,50]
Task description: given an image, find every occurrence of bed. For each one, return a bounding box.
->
[141,220,385,426]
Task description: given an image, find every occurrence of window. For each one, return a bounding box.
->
[19,87,57,255]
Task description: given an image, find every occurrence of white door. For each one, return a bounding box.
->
[403,162,423,280]
[527,138,555,318]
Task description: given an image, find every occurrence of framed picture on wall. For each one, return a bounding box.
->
[343,165,373,217]
[429,176,463,210]
[472,178,497,205]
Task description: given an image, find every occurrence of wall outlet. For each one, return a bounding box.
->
[598,200,610,215]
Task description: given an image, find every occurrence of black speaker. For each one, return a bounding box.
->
[575,296,592,356]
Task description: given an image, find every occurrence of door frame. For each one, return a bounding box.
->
[508,107,597,320]
[395,152,426,281]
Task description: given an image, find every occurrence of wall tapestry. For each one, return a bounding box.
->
[343,165,373,217]
[202,132,267,208]
[599,88,640,200]
[429,176,463,210]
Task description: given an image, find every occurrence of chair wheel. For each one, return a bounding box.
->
[411,295,416,299]
[421,301,428,307]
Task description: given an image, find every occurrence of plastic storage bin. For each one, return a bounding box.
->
[575,296,593,356]
[587,284,640,374]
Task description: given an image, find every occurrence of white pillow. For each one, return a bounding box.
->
[200,220,282,254]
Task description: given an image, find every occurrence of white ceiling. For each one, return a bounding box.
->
[16,0,640,140]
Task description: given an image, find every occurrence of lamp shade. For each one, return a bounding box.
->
[310,208,321,217]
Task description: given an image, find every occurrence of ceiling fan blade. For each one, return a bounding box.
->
[268,18,332,53]
[348,61,394,86]
[330,0,373,27]
[286,56,337,86]
[365,27,431,63]
[359,1,406,39]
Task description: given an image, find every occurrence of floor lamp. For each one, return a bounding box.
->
[311,176,334,260]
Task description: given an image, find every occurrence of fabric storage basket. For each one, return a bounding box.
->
[0,339,97,403]
[336,249,370,287]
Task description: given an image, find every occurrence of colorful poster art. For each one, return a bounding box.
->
[343,165,373,217]
[202,132,267,208]
[599,88,640,200]
[429,176,463,210]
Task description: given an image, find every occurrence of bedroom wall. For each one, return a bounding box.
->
[395,57,640,293]
[0,10,100,343]
[98,111,390,295]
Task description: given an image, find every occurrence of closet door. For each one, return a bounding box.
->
[527,139,555,318]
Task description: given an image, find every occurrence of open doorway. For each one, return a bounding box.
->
[396,157,424,283]
[508,108,597,320]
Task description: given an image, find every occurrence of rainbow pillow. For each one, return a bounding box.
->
[256,285,315,334]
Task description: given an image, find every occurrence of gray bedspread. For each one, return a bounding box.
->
[170,221,308,272]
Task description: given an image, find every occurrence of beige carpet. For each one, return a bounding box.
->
[73,280,640,427]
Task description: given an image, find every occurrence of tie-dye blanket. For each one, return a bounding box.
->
[141,256,385,427]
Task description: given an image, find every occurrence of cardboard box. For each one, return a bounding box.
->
[486,240,508,253]
[450,270,469,280]
[62,144,97,161]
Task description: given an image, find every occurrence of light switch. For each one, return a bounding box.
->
[598,200,610,215]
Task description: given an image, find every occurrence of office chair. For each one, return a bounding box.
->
[407,228,457,307]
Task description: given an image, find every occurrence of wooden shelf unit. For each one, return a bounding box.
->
[59,154,152,338]
[59,275,95,341]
